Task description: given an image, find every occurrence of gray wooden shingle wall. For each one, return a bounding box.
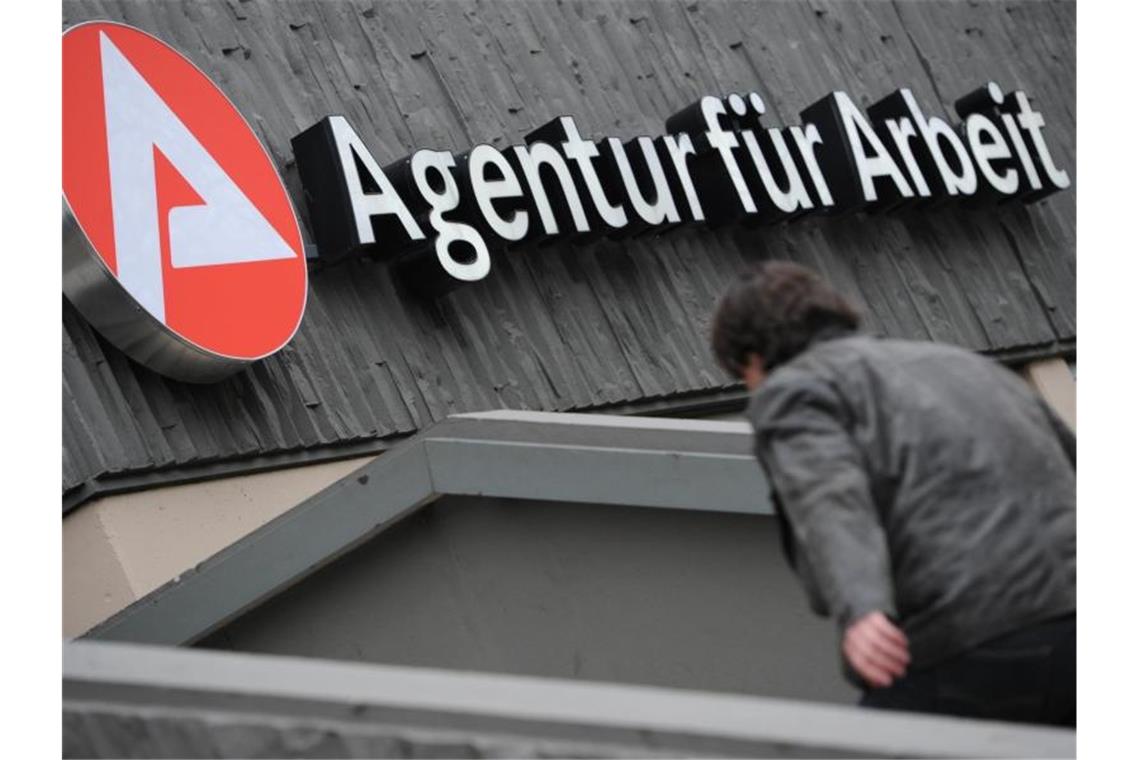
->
[62,0,1076,503]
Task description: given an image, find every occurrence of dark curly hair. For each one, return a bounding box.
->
[711,261,861,377]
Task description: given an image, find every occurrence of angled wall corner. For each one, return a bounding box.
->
[1023,358,1076,431]
[63,455,377,638]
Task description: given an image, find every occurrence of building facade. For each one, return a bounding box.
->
[62,0,1076,742]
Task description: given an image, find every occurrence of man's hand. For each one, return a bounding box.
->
[843,611,910,688]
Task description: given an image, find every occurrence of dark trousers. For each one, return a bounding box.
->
[859,614,1075,727]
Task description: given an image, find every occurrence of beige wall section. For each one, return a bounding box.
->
[63,504,137,639]
[1022,358,1076,431]
[63,455,376,639]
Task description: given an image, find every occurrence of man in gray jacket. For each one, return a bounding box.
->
[711,261,1075,726]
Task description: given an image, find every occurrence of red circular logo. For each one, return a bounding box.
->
[63,22,306,366]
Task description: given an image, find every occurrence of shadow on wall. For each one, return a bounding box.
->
[200,495,857,704]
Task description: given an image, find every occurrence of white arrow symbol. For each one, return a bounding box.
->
[100,31,295,324]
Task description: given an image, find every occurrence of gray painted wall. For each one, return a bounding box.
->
[65,640,1077,759]
[201,495,858,704]
[63,0,1075,505]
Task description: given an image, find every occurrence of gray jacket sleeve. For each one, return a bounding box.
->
[749,371,896,630]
